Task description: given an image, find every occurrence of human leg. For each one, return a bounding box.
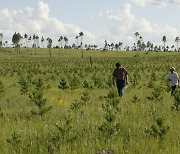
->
[171,85,177,96]
[116,80,125,97]
[118,87,124,97]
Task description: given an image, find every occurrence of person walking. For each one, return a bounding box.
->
[112,62,128,97]
[168,67,179,96]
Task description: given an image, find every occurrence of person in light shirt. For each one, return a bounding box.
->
[168,67,179,96]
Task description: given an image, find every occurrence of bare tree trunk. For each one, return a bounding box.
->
[49,48,51,57]
[18,46,20,54]
[81,49,83,58]
[35,47,37,55]
[89,56,92,67]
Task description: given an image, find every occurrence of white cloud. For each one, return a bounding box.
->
[129,0,180,7]
[0,1,179,48]
[97,3,180,46]
[0,1,97,47]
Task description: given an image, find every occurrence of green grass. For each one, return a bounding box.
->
[0,47,179,153]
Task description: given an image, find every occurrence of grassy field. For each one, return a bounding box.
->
[0,48,180,154]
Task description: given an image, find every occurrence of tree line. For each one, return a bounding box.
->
[0,32,180,52]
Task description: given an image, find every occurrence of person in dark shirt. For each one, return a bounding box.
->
[112,62,128,97]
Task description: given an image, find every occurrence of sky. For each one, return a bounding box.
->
[0,0,180,48]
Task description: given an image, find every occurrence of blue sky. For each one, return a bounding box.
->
[0,0,180,48]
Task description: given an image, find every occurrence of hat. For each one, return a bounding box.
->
[170,67,175,71]
[116,63,121,67]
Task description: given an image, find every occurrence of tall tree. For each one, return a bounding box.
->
[59,36,64,48]
[110,43,114,51]
[79,32,84,58]
[175,36,180,51]
[134,32,139,49]
[136,35,143,51]
[28,36,32,47]
[33,34,39,54]
[115,43,119,51]
[171,45,175,52]
[33,34,36,52]
[75,36,79,48]
[119,42,123,51]
[12,32,21,54]
[0,33,3,48]
[162,36,167,52]
[41,36,45,48]
[104,40,108,50]
[24,34,28,50]
[64,36,68,54]
[146,41,151,51]
[72,43,76,49]
[150,43,154,51]
[28,36,32,55]
[46,38,52,57]
[134,32,140,55]
[58,38,61,49]
[64,37,68,47]
[5,41,8,47]
[35,35,39,48]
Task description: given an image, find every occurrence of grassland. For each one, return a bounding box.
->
[0,48,179,154]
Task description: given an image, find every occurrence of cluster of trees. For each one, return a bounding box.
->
[101,32,180,52]
[0,31,180,52]
[0,33,5,48]
[104,40,123,51]
[9,32,85,57]
[131,32,180,52]
[0,32,85,49]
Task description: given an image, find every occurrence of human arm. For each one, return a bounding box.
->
[177,74,179,86]
[174,72,179,86]
[124,68,128,85]
[125,74,128,85]
[112,76,115,86]
[112,69,116,86]
[167,74,171,81]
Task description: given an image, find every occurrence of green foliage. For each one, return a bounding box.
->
[131,94,140,103]
[0,107,4,118]
[34,78,44,91]
[70,100,81,111]
[49,115,78,151]
[171,88,180,112]
[55,115,73,139]
[18,77,29,95]
[92,74,104,88]
[151,87,163,101]
[131,73,139,87]
[0,50,180,153]
[0,79,4,92]
[146,117,170,140]
[102,89,120,112]
[0,80,5,98]
[69,75,80,90]
[29,78,52,115]
[58,79,68,89]
[106,75,113,88]
[29,90,52,115]
[99,89,122,138]
[82,80,90,88]
[151,72,157,81]
[6,132,21,153]
[107,88,118,99]
[147,80,154,88]
[80,91,90,102]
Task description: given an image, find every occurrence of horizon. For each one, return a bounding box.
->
[0,0,180,48]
